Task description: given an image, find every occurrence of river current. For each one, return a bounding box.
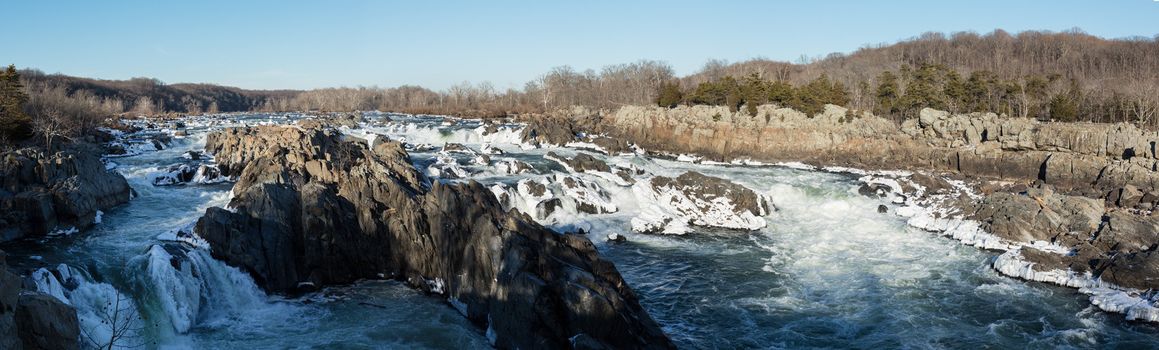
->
[7,113,1159,349]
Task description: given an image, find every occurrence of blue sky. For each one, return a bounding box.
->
[4,0,1157,91]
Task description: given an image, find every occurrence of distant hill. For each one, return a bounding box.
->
[19,70,299,114]
[13,29,1158,124]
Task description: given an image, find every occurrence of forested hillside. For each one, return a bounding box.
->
[8,29,1157,126]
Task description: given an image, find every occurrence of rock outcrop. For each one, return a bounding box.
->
[196,124,674,349]
[1,250,81,350]
[0,144,132,242]
[596,105,1159,200]
[518,106,633,153]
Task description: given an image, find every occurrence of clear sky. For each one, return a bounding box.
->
[4,0,1157,91]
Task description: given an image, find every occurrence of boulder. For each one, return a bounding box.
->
[631,171,772,234]
[547,152,611,174]
[15,293,80,350]
[0,144,131,242]
[196,124,674,349]
[972,186,1103,247]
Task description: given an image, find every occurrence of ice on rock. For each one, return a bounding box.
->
[492,159,534,175]
[426,153,471,179]
[629,174,770,234]
[490,178,556,219]
[144,245,202,333]
[553,174,619,215]
[31,264,145,346]
[153,163,233,186]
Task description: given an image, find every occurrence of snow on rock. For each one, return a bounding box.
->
[545,151,635,186]
[492,159,535,175]
[31,264,145,345]
[1086,288,1159,322]
[425,153,471,179]
[553,174,618,215]
[630,171,772,234]
[490,178,557,220]
[152,164,233,186]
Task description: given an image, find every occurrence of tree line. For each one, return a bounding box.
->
[4,28,1158,149]
[675,29,1158,125]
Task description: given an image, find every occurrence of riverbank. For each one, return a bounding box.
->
[519,103,1159,323]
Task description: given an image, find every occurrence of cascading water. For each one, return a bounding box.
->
[7,113,1159,349]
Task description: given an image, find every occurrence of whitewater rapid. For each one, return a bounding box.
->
[8,112,1159,349]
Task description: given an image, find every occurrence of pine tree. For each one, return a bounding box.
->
[875,71,899,117]
[944,70,966,113]
[0,64,32,142]
[655,81,683,108]
[1049,79,1082,121]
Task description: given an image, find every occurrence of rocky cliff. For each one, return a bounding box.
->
[195,123,675,349]
[604,105,1159,198]
[0,143,132,243]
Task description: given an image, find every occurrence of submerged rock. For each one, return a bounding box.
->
[196,124,674,349]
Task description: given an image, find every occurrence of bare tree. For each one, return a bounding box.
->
[30,105,75,152]
[81,293,146,350]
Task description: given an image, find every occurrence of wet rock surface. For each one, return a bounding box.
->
[195,123,674,349]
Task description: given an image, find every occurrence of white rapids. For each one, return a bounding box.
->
[6,112,1159,349]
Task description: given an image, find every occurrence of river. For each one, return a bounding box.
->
[8,113,1159,349]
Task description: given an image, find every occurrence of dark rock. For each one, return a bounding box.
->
[1099,250,1159,290]
[195,124,674,349]
[183,151,203,161]
[15,293,80,350]
[607,233,627,243]
[877,205,888,213]
[857,183,891,198]
[971,186,1102,246]
[0,144,132,242]
[1,251,22,350]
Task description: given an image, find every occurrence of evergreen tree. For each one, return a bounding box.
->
[0,64,32,142]
[1049,79,1082,121]
[719,76,742,113]
[874,71,899,117]
[944,70,966,113]
[689,80,725,105]
[740,73,767,115]
[766,80,794,106]
[655,81,683,108]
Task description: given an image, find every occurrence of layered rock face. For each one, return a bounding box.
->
[0,144,131,242]
[195,124,674,349]
[1,250,81,350]
[605,105,1159,196]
